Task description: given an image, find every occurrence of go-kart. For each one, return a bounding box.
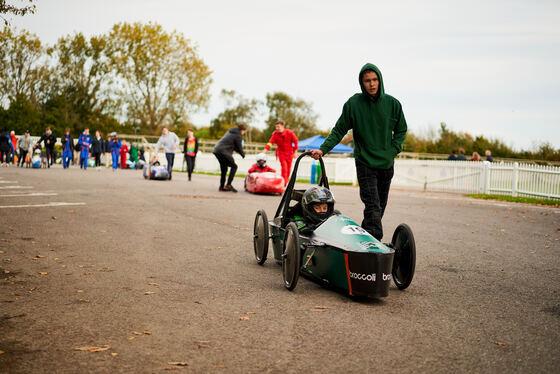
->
[252,152,416,298]
[143,161,170,180]
[245,171,285,194]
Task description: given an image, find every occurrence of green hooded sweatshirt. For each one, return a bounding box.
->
[319,63,407,169]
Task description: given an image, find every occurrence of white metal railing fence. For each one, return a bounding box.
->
[148,152,560,200]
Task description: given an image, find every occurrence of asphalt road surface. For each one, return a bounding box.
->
[0,165,559,373]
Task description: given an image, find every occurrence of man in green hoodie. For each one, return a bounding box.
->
[311,63,407,240]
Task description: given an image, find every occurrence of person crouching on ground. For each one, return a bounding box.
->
[213,123,247,192]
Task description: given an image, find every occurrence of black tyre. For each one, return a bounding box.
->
[391,223,416,290]
[282,222,301,290]
[253,210,269,265]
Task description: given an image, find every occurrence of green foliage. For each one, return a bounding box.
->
[209,89,261,139]
[468,194,559,206]
[108,22,212,134]
[264,92,319,140]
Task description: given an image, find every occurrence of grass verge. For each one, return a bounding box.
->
[467,194,559,207]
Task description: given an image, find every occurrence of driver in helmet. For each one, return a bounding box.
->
[293,186,335,233]
[248,153,276,174]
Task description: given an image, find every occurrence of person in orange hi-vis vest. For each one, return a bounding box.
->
[263,120,298,185]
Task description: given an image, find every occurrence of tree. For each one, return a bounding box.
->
[0,0,35,25]
[47,32,115,133]
[210,89,261,139]
[108,22,212,134]
[264,92,318,140]
[0,26,48,106]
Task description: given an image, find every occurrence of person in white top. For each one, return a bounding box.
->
[154,127,180,180]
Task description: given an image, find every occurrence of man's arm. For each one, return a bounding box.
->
[234,134,245,158]
[263,132,277,152]
[391,103,407,156]
[154,137,162,153]
[291,131,299,158]
[313,103,352,159]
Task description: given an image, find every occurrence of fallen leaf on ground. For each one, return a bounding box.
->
[39,272,47,275]
[35,255,45,259]
[132,331,143,335]
[239,316,250,321]
[219,365,226,369]
[0,350,4,354]
[144,291,156,295]
[168,362,188,366]
[111,352,118,357]
[495,342,507,346]
[3,270,9,274]
[246,312,256,315]
[128,337,135,341]
[99,230,107,233]
[74,345,111,352]
[51,216,56,220]
[194,301,202,304]
[5,313,26,319]
[84,272,93,275]
[78,299,90,303]
[163,367,184,371]
[143,331,152,335]
[148,282,159,286]
[0,250,4,254]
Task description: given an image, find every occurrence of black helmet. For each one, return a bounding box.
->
[302,186,335,224]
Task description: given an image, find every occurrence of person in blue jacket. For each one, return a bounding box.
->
[110,133,122,170]
[77,128,92,169]
[61,128,74,168]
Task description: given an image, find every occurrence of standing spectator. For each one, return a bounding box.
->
[104,134,112,168]
[448,149,458,160]
[154,127,180,180]
[457,148,467,161]
[9,131,17,164]
[183,129,199,181]
[110,134,122,171]
[213,123,247,192]
[485,150,494,162]
[120,140,129,169]
[129,142,139,166]
[311,63,407,241]
[77,128,92,170]
[91,131,104,168]
[35,127,57,167]
[470,151,481,161]
[17,130,33,167]
[0,129,14,166]
[61,128,74,169]
[263,120,298,186]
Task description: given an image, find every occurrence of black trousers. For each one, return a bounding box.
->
[214,152,237,188]
[93,152,101,167]
[46,147,55,167]
[165,153,175,178]
[185,155,196,179]
[356,162,394,241]
[19,150,28,166]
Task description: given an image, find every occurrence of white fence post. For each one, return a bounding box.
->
[482,162,490,194]
[512,162,519,197]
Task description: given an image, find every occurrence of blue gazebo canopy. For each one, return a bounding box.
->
[298,135,353,154]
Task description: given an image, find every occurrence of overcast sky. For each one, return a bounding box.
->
[9,0,560,150]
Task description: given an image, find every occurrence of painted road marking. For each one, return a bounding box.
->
[0,181,17,184]
[0,202,86,209]
[0,186,33,189]
[0,192,58,197]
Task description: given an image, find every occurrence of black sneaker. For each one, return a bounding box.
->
[226,185,237,193]
[219,186,229,192]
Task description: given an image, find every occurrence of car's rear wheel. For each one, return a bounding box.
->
[282,222,301,290]
[391,223,416,290]
[253,210,269,265]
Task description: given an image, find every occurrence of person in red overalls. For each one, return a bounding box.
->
[120,140,129,169]
[263,120,298,185]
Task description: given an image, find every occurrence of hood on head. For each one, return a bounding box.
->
[359,63,385,99]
